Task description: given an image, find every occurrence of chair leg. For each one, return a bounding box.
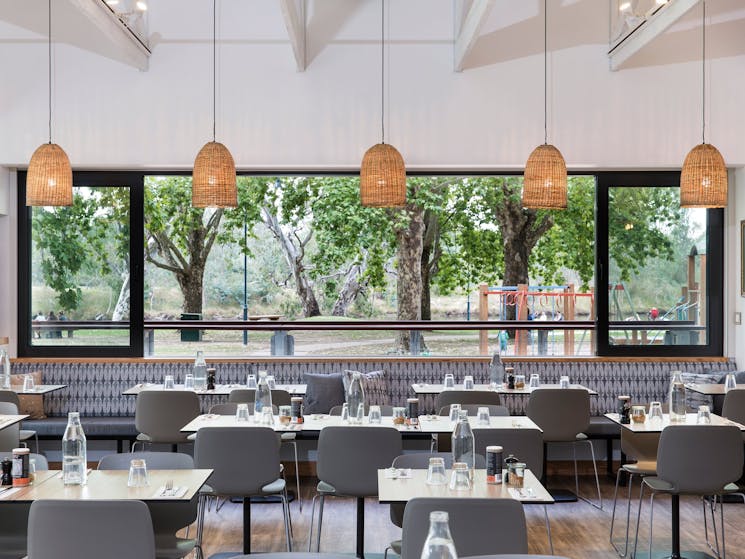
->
[543,504,554,554]
[33,433,39,454]
[647,492,656,559]
[215,496,227,513]
[632,480,646,559]
[609,467,634,557]
[720,494,726,559]
[307,494,318,552]
[315,495,325,552]
[284,485,294,538]
[289,440,302,512]
[281,493,293,552]
[196,494,207,559]
[575,440,603,510]
[704,495,720,558]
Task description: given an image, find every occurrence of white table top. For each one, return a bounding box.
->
[605,412,745,433]
[0,414,29,430]
[411,383,598,396]
[684,383,745,396]
[181,414,541,434]
[377,468,553,505]
[7,384,67,395]
[0,469,212,502]
[123,383,306,396]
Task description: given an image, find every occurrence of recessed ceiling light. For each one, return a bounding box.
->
[656,0,668,4]
[136,1,147,10]
[105,0,119,5]
[619,2,631,11]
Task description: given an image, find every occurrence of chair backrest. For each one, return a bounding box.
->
[473,428,544,478]
[438,404,509,417]
[527,388,590,442]
[0,451,48,470]
[722,389,745,425]
[656,425,744,494]
[435,390,501,411]
[228,389,292,406]
[0,390,21,407]
[0,401,20,452]
[0,502,32,558]
[400,497,528,559]
[620,430,658,463]
[27,500,155,559]
[317,426,402,496]
[329,404,394,416]
[194,426,281,496]
[98,451,196,534]
[135,391,201,443]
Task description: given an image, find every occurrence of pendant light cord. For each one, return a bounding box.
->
[212,0,217,142]
[701,0,705,144]
[381,0,385,145]
[48,0,52,144]
[543,0,547,145]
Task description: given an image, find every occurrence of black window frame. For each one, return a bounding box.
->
[594,171,724,357]
[17,171,145,357]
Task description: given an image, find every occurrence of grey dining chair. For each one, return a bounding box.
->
[228,388,292,407]
[473,428,553,553]
[309,426,402,556]
[0,391,38,453]
[401,498,528,559]
[609,429,658,558]
[134,390,201,451]
[722,388,745,425]
[435,390,502,411]
[0,401,20,452]
[0,448,46,559]
[527,388,602,509]
[27,499,156,559]
[194,426,292,555]
[633,425,744,559]
[207,401,301,511]
[98,451,199,559]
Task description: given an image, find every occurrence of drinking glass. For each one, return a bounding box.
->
[184,374,195,390]
[631,405,646,424]
[508,462,525,488]
[355,403,365,424]
[725,373,737,392]
[463,375,475,390]
[649,401,664,424]
[266,375,277,390]
[514,375,526,390]
[443,374,455,389]
[340,403,350,423]
[529,374,540,389]
[127,459,149,488]
[368,405,382,424]
[22,375,35,392]
[449,462,471,491]
[559,376,570,389]
[261,408,274,426]
[235,403,250,422]
[246,374,257,389]
[163,375,175,390]
[393,407,406,426]
[426,457,447,485]
[477,406,490,426]
[697,405,712,424]
[278,405,292,425]
[449,404,462,423]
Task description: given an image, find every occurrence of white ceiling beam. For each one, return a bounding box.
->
[279,0,306,72]
[68,0,150,71]
[609,0,701,71]
[454,0,496,72]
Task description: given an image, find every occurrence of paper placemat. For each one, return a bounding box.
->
[384,468,413,479]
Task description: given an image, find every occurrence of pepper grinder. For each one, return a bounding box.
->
[206,367,216,391]
[0,458,12,485]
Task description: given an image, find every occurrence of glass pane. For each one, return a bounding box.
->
[607,185,707,346]
[30,186,131,346]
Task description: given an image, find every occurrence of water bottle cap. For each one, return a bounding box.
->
[429,510,449,522]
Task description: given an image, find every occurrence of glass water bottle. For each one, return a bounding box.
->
[62,412,87,485]
[420,510,458,559]
[254,371,273,417]
[668,371,687,422]
[346,372,365,424]
[451,410,475,479]
[0,348,10,389]
[193,350,207,390]
[489,351,504,389]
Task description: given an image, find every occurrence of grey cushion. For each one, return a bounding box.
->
[21,416,137,438]
[303,373,345,414]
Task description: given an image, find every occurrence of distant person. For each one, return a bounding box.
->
[32,311,45,338]
[648,307,659,321]
[59,311,69,338]
[47,311,59,339]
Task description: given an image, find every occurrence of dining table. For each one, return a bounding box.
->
[684,383,745,396]
[411,383,598,396]
[7,384,67,395]
[605,412,745,559]
[123,382,307,396]
[0,414,29,431]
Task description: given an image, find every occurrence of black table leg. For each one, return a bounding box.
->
[244,498,251,554]
[671,494,680,559]
[356,496,365,559]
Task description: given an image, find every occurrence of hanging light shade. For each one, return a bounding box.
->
[192,141,237,208]
[360,0,406,208]
[192,0,237,208]
[522,144,567,209]
[523,0,567,210]
[680,143,727,208]
[27,143,73,206]
[27,0,72,207]
[360,143,406,207]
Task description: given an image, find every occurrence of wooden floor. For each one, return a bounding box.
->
[196,473,745,559]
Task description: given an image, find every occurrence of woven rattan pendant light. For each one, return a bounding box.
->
[680,1,727,208]
[522,0,566,210]
[192,0,237,208]
[360,0,406,208]
[26,0,72,207]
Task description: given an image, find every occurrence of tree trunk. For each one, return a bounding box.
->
[178,265,205,315]
[112,272,130,321]
[395,207,424,351]
[332,262,367,317]
[420,210,441,321]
